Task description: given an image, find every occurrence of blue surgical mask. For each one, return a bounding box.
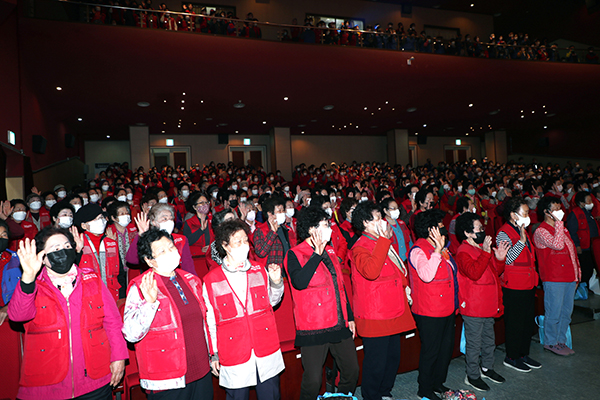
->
[467,189,476,195]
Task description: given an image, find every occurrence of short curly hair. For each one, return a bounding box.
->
[414,209,446,239]
[214,219,249,258]
[352,201,380,234]
[296,207,329,242]
[455,196,471,214]
[537,196,560,219]
[455,212,481,243]
[137,227,173,262]
[503,197,527,221]
[339,197,358,220]
[106,201,130,223]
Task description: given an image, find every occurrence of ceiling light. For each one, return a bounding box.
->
[201,100,204,103]
[235,130,239,133]
[385,101,389,104]
[531,111,535,114]
[284,97,289,101]
[219,123,228,126]
[415,132,419,135]
[56,86,62,91]
[166,139,174,146]
[77,118,83,122]
[161,130,165,133]
[233,101,245,108]
[323,105,334,110]
[181,107,184,110]
[106,135,110,138]
[456,138,462,145]
[182,92,186,95]
[466,133,469,136]
[163,122,166,124]
[544,126,548,129]
[356,126,359,128]
[194,122,196,125]
[423,124,427,127]
[470,3,474,7]
[392,108,395,110]
[407,107,417,112]
[349,123,352,125]
[263,121,267,124]
[521,115,524,118]
[371,113,374,115]
[468,103,473,107]
[344,125,347,128]
[364,107,367,110]
[311,119,317,122]
[164,100,167,103]
[543,105,546,108]
[521,110,524,113]
[137,101,150,107]
[489,109,500,115]
[301,131,305,134]
[181,100,185,103]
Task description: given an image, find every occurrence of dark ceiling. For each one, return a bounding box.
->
[18,17,600,144]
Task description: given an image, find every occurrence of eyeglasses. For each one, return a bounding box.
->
[196,201,208,206]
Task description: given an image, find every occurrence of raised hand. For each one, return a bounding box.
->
[238,202,248,220]
[493,240,511,261]
[267,263,282,285]
[139,271,158,303]
[482,235,492,253]
[30,186,41,195]
[17,238,45,284]
[105,229,117,242]
[378,219,393,239]
[0,201,14,220]
[69,226,85,252]
[268,213,278,233]
[429,227,445,253]
[519,223,527,243]
[310,228,326,255]
[135,213,150,234]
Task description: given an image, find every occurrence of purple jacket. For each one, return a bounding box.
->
[125,233,197,276]
[7,267,128,400]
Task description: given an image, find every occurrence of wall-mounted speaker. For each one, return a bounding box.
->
[65,134,76,148]
[417,136,427,145]
[218,134,229,145]
[32,135,47,154]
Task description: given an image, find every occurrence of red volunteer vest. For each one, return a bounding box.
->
[172,232,188,256]
[534,222,579,283]
[456,243,503,318]
[572,207,596,250]
[106,224,138,252]
[26,208,51,230]
[352,235,406,320]
[21,270,111,387]
[184,215,212,257]
[408,238,457,317]
[80,235,121,302]
[496,223,538,290]
[203,264,280,367]
[129,269,205,380]
[284,241,348,331]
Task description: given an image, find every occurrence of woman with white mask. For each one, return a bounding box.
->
[49,202,75,229]
[0,199,38,251]
[122,228,213,399]
[105,201,138,282]
[126,203,197,277]
[203,219,284,400]
[380,198,413,262]
[74,204,125,302]
[25,193,52,230]
[182,192,213,278]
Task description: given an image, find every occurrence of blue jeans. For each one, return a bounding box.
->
[542,281,577,346]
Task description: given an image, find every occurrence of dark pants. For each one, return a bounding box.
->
[361,334,402,400]
[147,372,213,400]
[299,337,359,400]
[413,313,455,395]
[502,287,535,359]
[579,250,595,285]
[225,373,280,400]
[76,384,112,400]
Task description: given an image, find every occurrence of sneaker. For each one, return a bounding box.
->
[522,355,542,369]
[544,344,571,356]
[433,384,450,394]
[464,376,490,392]
[417,390,442,400]
[558,343,575,355]
[503,357,531,373]
[481,368,506,383]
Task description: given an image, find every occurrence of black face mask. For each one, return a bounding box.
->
[438,227,449,243]
[0,238,8,253]
[473,231,486,245]
[229,200,238,208]
[46,248,77,275]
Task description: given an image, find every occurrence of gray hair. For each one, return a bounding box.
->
[147,203,174,222]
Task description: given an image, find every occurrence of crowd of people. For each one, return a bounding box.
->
[58,0,599,64]
[1,156,598,400]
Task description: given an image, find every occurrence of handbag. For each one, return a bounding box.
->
[589,271,600,296]
[535,315,573,348]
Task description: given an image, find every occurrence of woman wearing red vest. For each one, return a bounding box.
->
[533,197,580,356]
[74,204,126,302]
[8,227,127,400]
[351,202,416,400]
[495,197,541,372]
[310,196,348,265]
[182,192,212,278]
[25,193,52,231]
[455,213,509,392]
[408,209,457,400]
[566,191,599,288]
[284,207,359,400]
[203,219,284,400]
[105,201,138,282]
[122,228,213,398]
[380,198,412,262]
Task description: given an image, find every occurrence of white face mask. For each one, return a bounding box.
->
[181,190,190,198]
[320,226,333,243]
[29,201,42,211]
[117,195,127,202]
[73,204,82,213]
[172,174,178,179]
[228,243,250,265]
[252,189,259,195]
[552,210,565,221]
[360,196,369,202]
[45,200,57,208]
[90,182,96,188]
[212,191,218,199]
[126,193,133,201]
[379,220,388,232]
[13,211,27,222]
[90,194,100,203]
[276,212,286,225]
[58,216,73,228]
[159,220,175,234]
[325,208,333,217]
[246,210,256,222]
[158,197,168,204]
[585,203,594,211]
[330,196,337,204]
[87,218,107,235]
[154,250,180,275]
[515,214,531,228]
[284,187,290,192]
[57,190,67,198]
[118,215,131,227]
[491,191,497,198]
[102,185,110,191]
[286,208,295,218]
[133,180,140,185]
[240,197,247,202]
[390,209,400,220]
[82,198,89,205]
[443,184,450,191]
[457,186,463,193]
[231,185,238,191]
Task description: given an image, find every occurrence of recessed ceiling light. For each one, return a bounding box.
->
[137,101,150,107]
[332,125,335,128]
[543,105,546,108]
[56,86,62,91]
[415,132,419,135]
[161,130,165,133]
[323,105,334,110]
[521,115,524,118]
[471,3,474,7]
[385,101,389,104]
[344,125,347,128]
[371,113,374,115]
[235,130,239,133]
[466,133,469,136]
[182,92,186,95]
[521,110,524,113]
[407,107,417,112]
[263,121,267,124]
[392,108,395,110]
[164,100,167,103]
[356,126,359,128]
[181,100,185,103]
[201,100,204,103]
[194,122,196,125]
[364,107,367,110]
[77,118,83,122]
[468,103,473,107]
[181,107,184,110]
[106,135,110,138]
[378,108,381,110]
[301,131,305,134]
[544,126,548,129]
[178,125,181,128]
[423,124,427,127]
[233,101,245,108]
[531,111,535,114]
[284,97,289,101]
